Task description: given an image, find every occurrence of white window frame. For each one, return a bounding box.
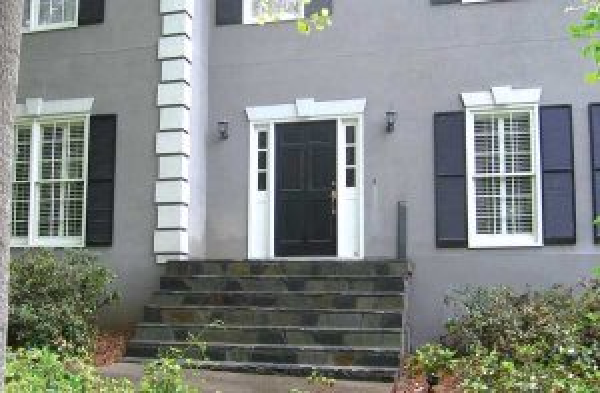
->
[243,0,303,25]
[11,98,93,248]
[462,86,543,249]
[23,0,79,34]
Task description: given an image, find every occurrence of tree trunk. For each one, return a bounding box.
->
[0,0,23,389]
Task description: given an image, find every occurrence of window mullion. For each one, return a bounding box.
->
[29,121,40,245]
[498,116,508,235]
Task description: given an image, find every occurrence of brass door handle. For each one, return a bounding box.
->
[330,185,337,215]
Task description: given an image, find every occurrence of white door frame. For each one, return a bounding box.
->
[246,98,366,259]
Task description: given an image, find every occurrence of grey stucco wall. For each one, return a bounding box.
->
[17,0,162,327]
[207,0,600,345]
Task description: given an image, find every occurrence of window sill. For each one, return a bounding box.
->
[468,234,542,249]
[10,239,85,248]
[23,22,78,34]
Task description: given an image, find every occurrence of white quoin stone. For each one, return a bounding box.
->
[160,106,191,131]
[155,180,190,204]
[156,131,191,155]
[158,35,192,61]
[161,59,192,83]
[159,155,189,180]
[154,230,189,254]
[157,205,189,229]
[162,12,193,36]
[160,0,194,16]
[157,82,192,108]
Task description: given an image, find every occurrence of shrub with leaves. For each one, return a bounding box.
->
[406,280,600,391]
[9,249,119,353]
[442,283,600,359]
[6,347,134,393]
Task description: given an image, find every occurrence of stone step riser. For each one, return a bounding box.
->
[151,293,405,310]
[126,344,401,369]
[160,276,405,292]
[132,327,402,347]
[144,307,403,328]
[165,261,409,277]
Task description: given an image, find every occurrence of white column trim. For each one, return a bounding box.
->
[154,0,194,263]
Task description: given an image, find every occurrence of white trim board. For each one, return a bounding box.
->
[246,98,367,122]
[461,86,541,108]
[247,98,366,260]
[16,98,94,117]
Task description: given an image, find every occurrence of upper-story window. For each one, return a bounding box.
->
[244,0,303,24]
[23,0,78,32]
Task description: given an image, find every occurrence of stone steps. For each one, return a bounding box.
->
[122,358,398,381]
[165,259,410,277]
[143,305,404,327]
[132,324,403,347]
[160,275,406,292]
[127,259,409,381]
[149,290,405,309]
[126,341,402,369]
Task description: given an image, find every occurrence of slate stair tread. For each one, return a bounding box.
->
[121,358,398,380]
[146,304,403,313]
[136,323,404,332]
[129,340,402,352]
[155,290,405,295]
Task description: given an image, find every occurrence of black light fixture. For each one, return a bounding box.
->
[386,111,397,133]
[218,121,229,140]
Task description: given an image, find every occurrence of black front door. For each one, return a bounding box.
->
[275,121,337,256]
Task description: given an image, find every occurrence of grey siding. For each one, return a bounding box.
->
[16,0,162,327]
[207,0,599,345]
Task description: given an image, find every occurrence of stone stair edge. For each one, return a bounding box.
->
[144,304,405,313]
[135,323,404,332]
[127,340,404,353]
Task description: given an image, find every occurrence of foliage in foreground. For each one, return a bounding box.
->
[407,280,600,392]
[570,0,600,82]
[6,347,202,393]
[9,249,119,353]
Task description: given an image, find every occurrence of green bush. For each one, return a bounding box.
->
[6,347,134,393]
[407,281,600,391]
[442,283,600,359]
[9,249,119,353]
[6,347,203,393]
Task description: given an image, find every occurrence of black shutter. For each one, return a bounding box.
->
[540,106,576,245]
[434,111,467,248]
[216,0,243,25]
[305,0,333,18]
[78,0,105,26]
[86,115,116,246]
[590,104,600,243]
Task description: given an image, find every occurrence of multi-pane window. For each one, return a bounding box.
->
[245,0,302,24]
[345,124,357,188]
[467,109,541,247]
[11,118,87,247]
[257,125,269,191]
[22,0,78,31]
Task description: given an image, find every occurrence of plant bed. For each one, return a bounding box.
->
[93,328,134,366]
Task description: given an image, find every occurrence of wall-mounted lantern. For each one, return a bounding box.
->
[218,121,229,140]
[386,111,397,133]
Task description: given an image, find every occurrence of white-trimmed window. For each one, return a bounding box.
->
[243,0,303,24]
[22,0,78,32]
[466,106,542,248]
[11,116,88,247]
